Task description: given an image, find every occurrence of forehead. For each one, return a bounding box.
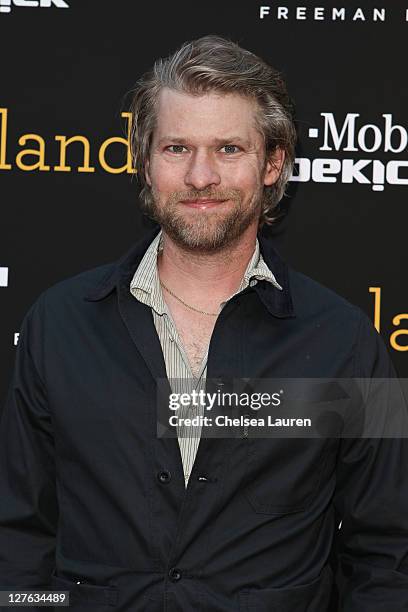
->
[153,87,261,143]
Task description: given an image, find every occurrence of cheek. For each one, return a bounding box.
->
[223,165,262,194]
[149,158,185,193]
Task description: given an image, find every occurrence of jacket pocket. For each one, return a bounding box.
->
[50,571,118,607]
[238,564,333,611]
[243,438,331,515]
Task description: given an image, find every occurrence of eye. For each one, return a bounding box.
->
[166,145,187,154]
[220,144,241,154]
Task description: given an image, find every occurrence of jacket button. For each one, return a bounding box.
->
[157,470,171,484]
[168,567,182,582]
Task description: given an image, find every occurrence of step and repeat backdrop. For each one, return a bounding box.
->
[1,0,407,405]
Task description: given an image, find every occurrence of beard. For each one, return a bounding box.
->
[144,185,263,254]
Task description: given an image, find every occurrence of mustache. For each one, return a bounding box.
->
[167,189,243,203]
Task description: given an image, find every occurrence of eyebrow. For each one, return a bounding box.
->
[157,136,251,147]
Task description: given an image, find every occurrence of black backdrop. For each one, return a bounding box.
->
[2,0,407,409]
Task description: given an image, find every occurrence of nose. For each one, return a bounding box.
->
[184,149,221,190]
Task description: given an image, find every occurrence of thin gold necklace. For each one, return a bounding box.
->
[160,279,219,317]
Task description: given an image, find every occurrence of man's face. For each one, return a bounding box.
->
[144,88,284,253]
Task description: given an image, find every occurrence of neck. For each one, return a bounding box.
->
[157,225,258,304]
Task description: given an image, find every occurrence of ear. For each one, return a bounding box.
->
[145,158,152,187]
[263,147,285,186]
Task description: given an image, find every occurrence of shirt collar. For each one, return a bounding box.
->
[83,225,295,318]
[129,230,167,315]
[128,229,283,315]
[241,238,282,291]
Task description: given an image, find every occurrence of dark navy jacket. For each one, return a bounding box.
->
[1,226,407,611]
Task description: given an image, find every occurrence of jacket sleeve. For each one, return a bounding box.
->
[333,310,408,611]
[0,293,58,590]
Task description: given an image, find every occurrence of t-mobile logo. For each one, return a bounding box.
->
[0,0,69,13]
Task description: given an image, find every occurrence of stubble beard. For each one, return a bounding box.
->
[145,185,264,254]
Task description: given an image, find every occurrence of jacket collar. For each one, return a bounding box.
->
[83,226,161,303]
[83,224,295,318]
[254,229,295,318]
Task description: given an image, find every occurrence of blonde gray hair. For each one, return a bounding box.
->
[128,35,297,226]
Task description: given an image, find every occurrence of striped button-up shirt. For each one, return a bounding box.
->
[130,229,282,487]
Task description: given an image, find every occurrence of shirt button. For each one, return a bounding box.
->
[168,567,182,582]
[157,470,171,484]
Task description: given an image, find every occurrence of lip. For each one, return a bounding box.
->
[181,199,228,209]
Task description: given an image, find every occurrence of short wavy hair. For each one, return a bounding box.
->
[128,35,297,226]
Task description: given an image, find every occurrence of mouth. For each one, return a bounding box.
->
[180,199,228,210]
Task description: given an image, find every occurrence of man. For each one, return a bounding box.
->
[0,35,407,611]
